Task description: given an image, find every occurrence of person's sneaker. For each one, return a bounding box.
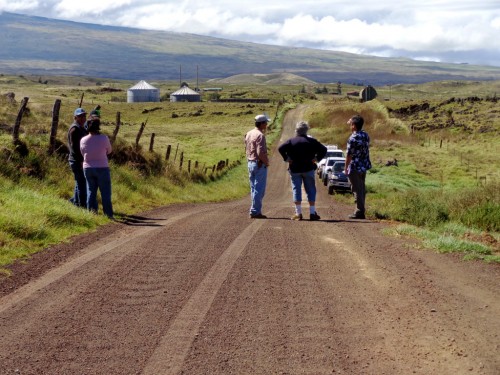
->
[309,212,321,221]
[249,213,267,219]
[291,213,303,221]
[348,213,366,219]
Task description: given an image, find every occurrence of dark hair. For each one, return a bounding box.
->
[87,118,101,133]
[350,115,364,130]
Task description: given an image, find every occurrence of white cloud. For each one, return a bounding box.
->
[491,16,500,29]
[115,4,280,36]
[0,0,40,12]
[54,0,132,18]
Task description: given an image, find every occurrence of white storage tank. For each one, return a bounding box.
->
[170,84,201,102]
[127,80,160,103]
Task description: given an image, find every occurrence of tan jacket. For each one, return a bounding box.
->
[245,128,269,166]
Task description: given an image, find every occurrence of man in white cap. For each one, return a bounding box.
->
[67,107,88,207]
[244,114,270,218]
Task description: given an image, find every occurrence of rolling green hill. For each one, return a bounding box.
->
[2,12,500,85]
[207,73,316,85]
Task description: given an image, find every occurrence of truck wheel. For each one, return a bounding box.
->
[328,185,334,195]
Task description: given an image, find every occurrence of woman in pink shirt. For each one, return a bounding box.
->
[80,117,114,219]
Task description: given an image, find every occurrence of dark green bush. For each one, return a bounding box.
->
[0,142,48,180]
[393,189,449,227]
[448,182,500,232]
[459,202,499,232]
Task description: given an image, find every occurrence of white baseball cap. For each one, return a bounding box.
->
[255,114,270,123]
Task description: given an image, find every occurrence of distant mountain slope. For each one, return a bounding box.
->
[1,12,500,84]
[209,73,316,85]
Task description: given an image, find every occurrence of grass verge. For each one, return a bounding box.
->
[383,224,499,263]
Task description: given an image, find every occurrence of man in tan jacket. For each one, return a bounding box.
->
[245,114,270,218]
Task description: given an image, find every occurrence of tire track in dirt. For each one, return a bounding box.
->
[0,202,255,374]
[320,234,388,288]
[142,218,267,374]
[0,213,199,314]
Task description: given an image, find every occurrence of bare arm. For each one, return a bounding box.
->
[344,154,352,174]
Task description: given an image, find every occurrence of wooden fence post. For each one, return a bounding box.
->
[48,99,61,155]
[78,93,84,107]
[173,144,179,163]
[166,145,171,161]
[188,160,191,173]
[136,121,146,148]
[195,161,199,169]
[149,133,155,152]
[179,152,184,170]
[111,112,121,143]
[13,97,29,142]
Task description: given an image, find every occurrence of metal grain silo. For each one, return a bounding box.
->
[170,84,201,102]
[127,80,160,103]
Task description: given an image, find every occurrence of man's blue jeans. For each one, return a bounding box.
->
[84,167,114,218]
[69,160,87,207]
[290,169,316,202]
[248,161,267,215]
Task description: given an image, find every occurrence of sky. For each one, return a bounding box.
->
[1,0,500,67]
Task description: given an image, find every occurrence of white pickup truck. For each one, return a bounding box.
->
[317,145,345,179]
[320,156,346,185]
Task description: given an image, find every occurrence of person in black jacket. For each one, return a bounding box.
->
[67,107,88,207]
[278,121,327,221]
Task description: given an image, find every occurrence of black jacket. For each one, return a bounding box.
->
[67,122,88,163]
[278,135,327,173]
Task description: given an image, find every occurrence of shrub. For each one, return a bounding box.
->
[447,182,499,232]
[391,189,449,227]
[0,142,49,180]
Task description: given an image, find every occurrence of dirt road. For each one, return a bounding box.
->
[1,106,499,374]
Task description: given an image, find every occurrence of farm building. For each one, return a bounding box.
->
[170,84,201,102]
[127,80,160,103]
[359,85,377,102]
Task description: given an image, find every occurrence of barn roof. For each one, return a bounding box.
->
[171,86,200,96]
[129,80,158,90]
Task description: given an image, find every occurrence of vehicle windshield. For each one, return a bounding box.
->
[333,162,345,172]
[326,150,344,158]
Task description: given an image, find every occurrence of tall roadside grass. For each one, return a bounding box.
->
[371,182,499,232]
[0,179,107,272]
[306,97,499,262]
